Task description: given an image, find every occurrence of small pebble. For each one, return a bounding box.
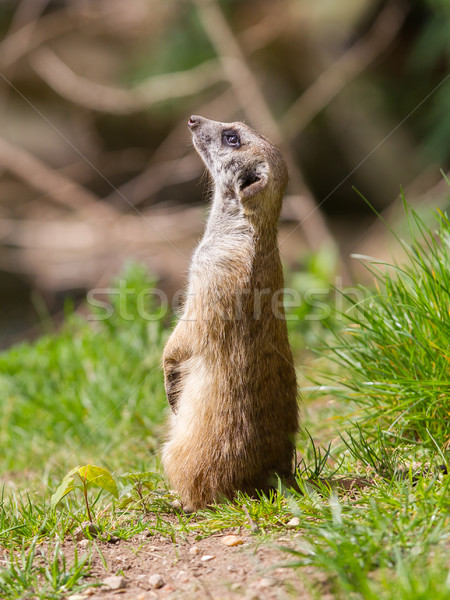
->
[258,577,276,588]
[227,564,237,572]
[107,535,120,544]
[221,535,244,547]
[74,522,100,541]
[286,516,301,528]
[103,575,127,590]
[148,573,165,589]
[200,554,215,562]
[77,539,89,548]
[189,545,200,555]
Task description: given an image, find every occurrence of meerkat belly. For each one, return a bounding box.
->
[163,344,292,472]
[165,353,241,448]
[168,355,217,436]
[162,352,245,509]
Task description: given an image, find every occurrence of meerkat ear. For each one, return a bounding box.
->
[239,165,268,200]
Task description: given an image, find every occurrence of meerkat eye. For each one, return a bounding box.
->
[222,130,241,148]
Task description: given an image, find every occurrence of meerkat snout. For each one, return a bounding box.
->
[161,116,299,512]
[188,115,200,129]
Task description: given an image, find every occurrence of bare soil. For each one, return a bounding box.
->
[66,526,332,600]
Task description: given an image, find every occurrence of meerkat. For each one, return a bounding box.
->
[162,115,299,511]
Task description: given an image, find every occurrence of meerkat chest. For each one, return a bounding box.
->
[191,227,254,285]
[180,226,255,324]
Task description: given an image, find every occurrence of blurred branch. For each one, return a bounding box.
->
[0,3,153,71]
[8,0,49,33]
[0,136,116,220]
[281,0,408,138]
[0,10,73,70]
[31,48,224,114]
[0,206,202,249]
[103,154,201,208]
[0,4,283,75]
[56,148,148,186]
[0,204,203,290]
[3,0,50,72]
[239,8,288,52]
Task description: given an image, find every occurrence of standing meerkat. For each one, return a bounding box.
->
[162,115,299,511]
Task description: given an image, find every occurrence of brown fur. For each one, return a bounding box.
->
[162,116,299,511]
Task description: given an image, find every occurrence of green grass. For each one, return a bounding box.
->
[317,200,450,452]
[282,473,449,599]
[0,540,89,600]
[0,264,167,476]
[0,206,449,599]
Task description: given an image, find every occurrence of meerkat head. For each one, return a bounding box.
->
[188,115,288,218]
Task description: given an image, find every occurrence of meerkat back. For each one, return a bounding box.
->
[162,115,299,512]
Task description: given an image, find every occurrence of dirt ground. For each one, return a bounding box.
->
[65,525,332,600]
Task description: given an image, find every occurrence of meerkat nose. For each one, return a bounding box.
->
[188,115,201,128]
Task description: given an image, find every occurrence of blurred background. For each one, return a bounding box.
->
[0,0,449,348]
